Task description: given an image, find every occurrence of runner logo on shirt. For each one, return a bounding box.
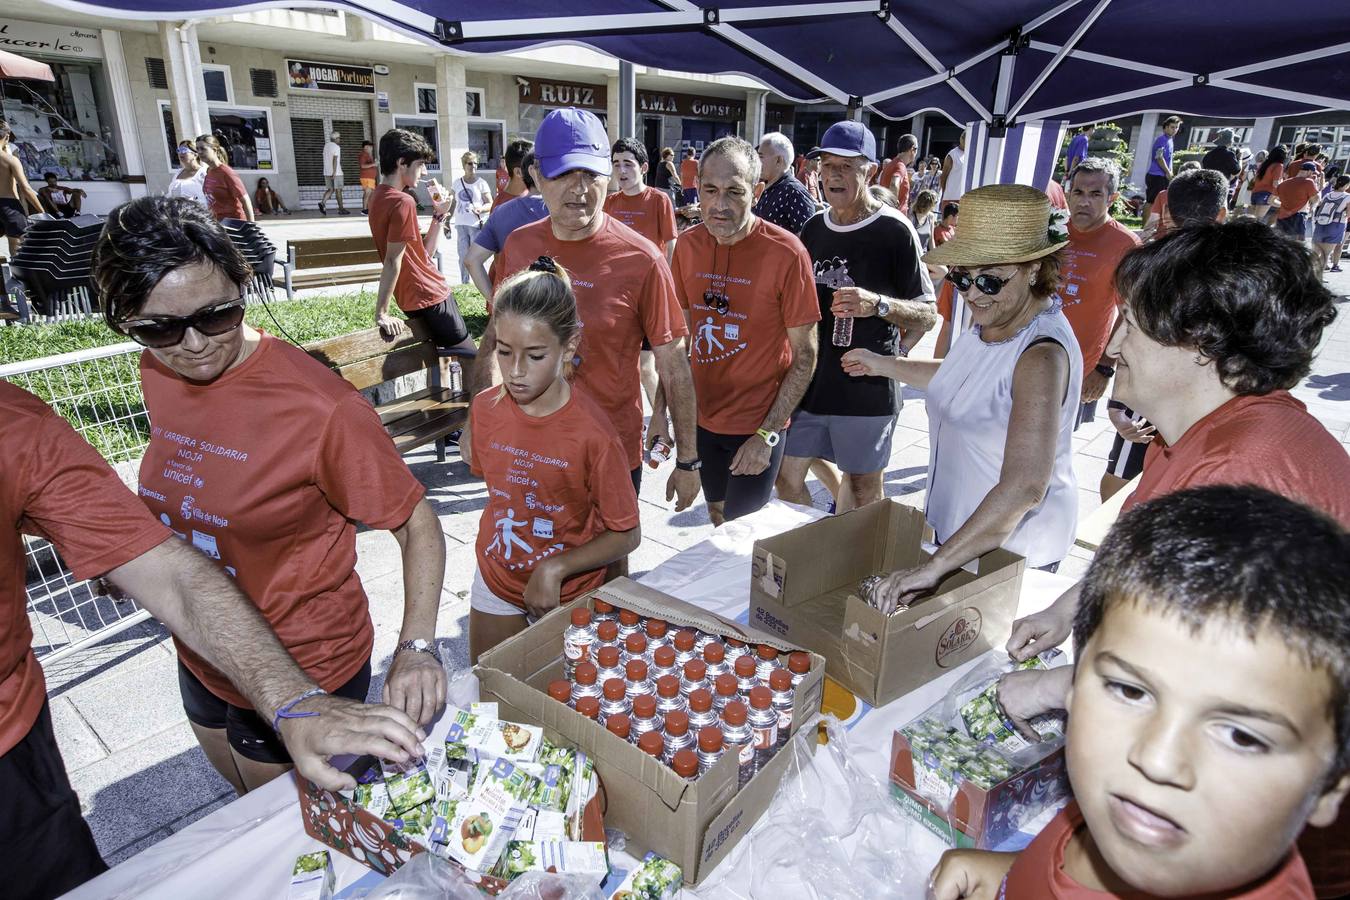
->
[814,256,854,289]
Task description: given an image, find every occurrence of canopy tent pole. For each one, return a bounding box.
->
[618,61,636,140]
[882,16,991,122]
[1005,0,1113,121]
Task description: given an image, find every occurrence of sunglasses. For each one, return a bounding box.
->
[703,290,730,316]
[945,270,1014,296]
[117,296,247,348]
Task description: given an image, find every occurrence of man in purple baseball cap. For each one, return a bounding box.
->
[462,108,703,554]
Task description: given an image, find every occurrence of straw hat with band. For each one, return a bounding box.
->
[924,183,1068,267]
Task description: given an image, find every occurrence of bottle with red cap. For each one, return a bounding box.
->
[595,645,625,685]
[606,713,632,742]
[686,687,718,733]
[594,620,621,654]
[548,679,573,709]
[697,726,724,776]
[599,677,631,723]
[663,710,695,764]
[721,700,755,788]
[769,668,795,749]
[754,644,783,682]
[650,645,680,683]
[724,637,751,668]
[624,658,655,698]
[654,674,686,719]
[644,618,673,657]
[576,696,601,722]
[616,608,643,641]
[631,693,662,742]
[702,641,732,682]
[747,685,779,773]
[733,654,759,695]
[672,629,699,668]
[592,598,619,626]
[637,729,665,759]
[681,658,710,699]
[693,630,721,655]
[563,607,596,678]
[787,651,811,688]
[672,747,699,781]
[623,632,652,668]
[712,672,739,715]
[571,661,603,706]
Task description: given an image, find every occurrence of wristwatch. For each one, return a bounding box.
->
[755,428,781,447]
[1094,362,1117,379]
[874,297,893,318]
[396,638,443,664]
[675,458,702,471]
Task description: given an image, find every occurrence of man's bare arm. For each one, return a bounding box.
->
[758,324,817,432]
[465,242,494,300]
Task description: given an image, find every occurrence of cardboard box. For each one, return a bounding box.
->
[749,499,1025,707]
[476,577,826,885]
[889,729,1068,849]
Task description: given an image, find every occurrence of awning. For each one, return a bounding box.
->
[0,48,55,82]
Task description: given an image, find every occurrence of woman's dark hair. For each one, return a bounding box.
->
[378,128,436,176]
[1114,220,1336,395]
[93,196,252,328]
[1256,145,1287,181]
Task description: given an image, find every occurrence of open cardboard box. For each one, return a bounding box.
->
[749,499,1025,708]
[476,577,826,885]
[296,752,606,893]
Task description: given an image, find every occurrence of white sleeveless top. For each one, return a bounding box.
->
[165,168,208,206]
[924,302,1083,567]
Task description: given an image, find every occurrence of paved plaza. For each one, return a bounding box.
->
[34,229,1350,866]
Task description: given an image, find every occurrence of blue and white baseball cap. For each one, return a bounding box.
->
[534,108,611,179]
[817,121,877,163]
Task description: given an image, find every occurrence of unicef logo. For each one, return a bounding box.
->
[180,495,195,521]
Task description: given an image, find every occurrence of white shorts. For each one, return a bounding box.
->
[470,568,534,621]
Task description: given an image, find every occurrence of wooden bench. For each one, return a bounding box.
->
[276,234,446,300]
[304,320,471,462]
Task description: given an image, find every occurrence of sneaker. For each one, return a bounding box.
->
[318,202,327,216]
[339,209,352,216]
[360,208,369,216]
[1332,266,1343,272]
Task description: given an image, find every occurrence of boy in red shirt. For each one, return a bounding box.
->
[605,137,677,259]
[932,484,1349,900]
[933,202,959,246]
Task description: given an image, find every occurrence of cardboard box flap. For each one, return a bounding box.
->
[593,578,798,654]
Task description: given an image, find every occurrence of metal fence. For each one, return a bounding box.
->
[2,342,156,663]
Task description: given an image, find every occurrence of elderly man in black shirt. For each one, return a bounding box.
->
[754,132,818,235]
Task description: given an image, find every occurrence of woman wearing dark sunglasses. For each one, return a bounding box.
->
[91,197,449,796]
[841,184,1082,611]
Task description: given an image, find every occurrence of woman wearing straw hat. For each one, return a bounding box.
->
[841,184,1082,612]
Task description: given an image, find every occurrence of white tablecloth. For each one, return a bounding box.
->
[67,502,1073,899]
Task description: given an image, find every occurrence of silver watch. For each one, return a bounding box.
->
[874,298,893,318]
[396,638,442,664]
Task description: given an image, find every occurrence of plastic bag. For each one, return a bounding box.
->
[692,714,925,900]
[358,851,607,900]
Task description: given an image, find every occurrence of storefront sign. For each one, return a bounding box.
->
[638,90,744,121]
[517,76,606,110]
[0,19,102,59]
[286,59,375,95]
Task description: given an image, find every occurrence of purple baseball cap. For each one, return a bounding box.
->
[818,121,877,163]
[1300,161,1319,172]
[534,108,611,179]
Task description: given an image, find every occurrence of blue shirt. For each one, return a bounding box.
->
[1065,133,1089,171]
[1147,133,1173,177]
[474,195,549,253]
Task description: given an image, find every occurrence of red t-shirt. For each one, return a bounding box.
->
[0,384,172,755]
[1149,189,1172,239]
[1252,162,1284,195]
[359,149,377,183]
[880,158,904,192]
[368,184,447,313]
[895,162,912,211]
[1276,176,1321,220]
[1060,218,1140,374]
[493,215,688,469]
[1002,801,1314,898]
[604,186,677,251]
[137,335,424,706]
[202,165,247,221]
[469,387,639,607]
[491,187,525,212]
[933,222,956,246]
[680,158,699,189]
[671,218,820,434]
[1123,391,1350,528]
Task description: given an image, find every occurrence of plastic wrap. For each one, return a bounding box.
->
[693,714,925,899]
[358,851,607,899]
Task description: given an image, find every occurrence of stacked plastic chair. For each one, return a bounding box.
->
[219,218,279,306]
[8,215,103,320]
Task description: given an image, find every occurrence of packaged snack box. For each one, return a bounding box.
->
[381,756,435,816]
[288,850,334,900]
[608,851,683,899]
[493,840,610,879]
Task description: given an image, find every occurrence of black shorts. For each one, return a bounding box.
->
[405,294,469,350]
[630,464,642,496]
[0,197,28,238]
[3,702,107,899]
[178,659,372,764]
[696,426,786,521]
[1145,173,1169,205]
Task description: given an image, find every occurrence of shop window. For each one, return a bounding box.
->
[202,66,233,104]
[466,87,485,118]
[1277,125,1350,166]
[415,84,437,115]
[2,58,123,181]
[161,101,276,171]
[394,115,440,169]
